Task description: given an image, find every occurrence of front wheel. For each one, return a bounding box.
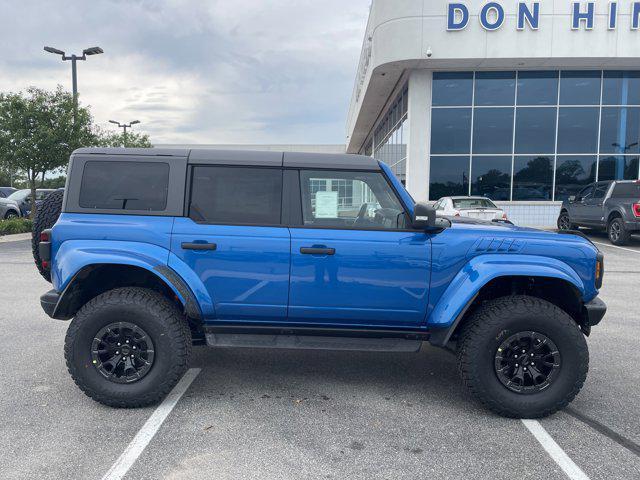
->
[65,287,192,408]
[557,212,575,231]
[457,296,588,418]
[608,217,631,246]
[4,210,19,219]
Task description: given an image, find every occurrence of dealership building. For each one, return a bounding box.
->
[346,0,640,225]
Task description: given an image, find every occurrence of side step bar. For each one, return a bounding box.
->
[205,333,423,352]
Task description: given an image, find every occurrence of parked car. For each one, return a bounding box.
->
[433,196,508,221]
[0,196,22,219]
[558,180,640,245]
[0,187,17,198]
[36,148,605,418]
[4,188,56,217]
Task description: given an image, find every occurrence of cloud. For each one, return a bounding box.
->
[0,0,370,144]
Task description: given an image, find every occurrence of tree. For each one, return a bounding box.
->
[0,86,94,216]
[94,128,152,148]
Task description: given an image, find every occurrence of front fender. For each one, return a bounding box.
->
[52,240,214,319]
[426,254,585,331]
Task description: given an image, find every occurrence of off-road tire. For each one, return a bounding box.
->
[457,295,588,418]
[608,217,631,246]
[32,189,64,282]
[557,211,576,231]
[65,287,192,408]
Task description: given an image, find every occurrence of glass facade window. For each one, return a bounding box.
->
[432,72,473,106]
[429,156,469,200]
[513,156,553,200]
[470,156,512,200]
[554,156,597,202]
[429,70,640,201]
[474,71,516,106]
[517,71,559,106]
[370,87,408,183]
[602,71,640,106]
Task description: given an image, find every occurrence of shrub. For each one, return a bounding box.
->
[0,218,33,236]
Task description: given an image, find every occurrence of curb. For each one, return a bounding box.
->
[0,232,32,243]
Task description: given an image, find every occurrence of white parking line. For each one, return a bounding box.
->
[591,241,640,254]
[521,419,590,480]
[101,368,201,480]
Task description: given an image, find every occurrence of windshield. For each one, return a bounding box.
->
[452,198,497,209]
[7,190,29,201]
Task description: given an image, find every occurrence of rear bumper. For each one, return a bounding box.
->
[583,297,607,327]
[623,221,640,231]
[40,289,61,318]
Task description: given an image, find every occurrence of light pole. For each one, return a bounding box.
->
[43,46,104,124]
[109,120,140,147]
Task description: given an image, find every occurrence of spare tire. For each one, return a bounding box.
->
[32,189,64,282]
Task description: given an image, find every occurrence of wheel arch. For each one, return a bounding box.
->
[427,255,588,347]
[607,209,623,223]
[53,263,203,339]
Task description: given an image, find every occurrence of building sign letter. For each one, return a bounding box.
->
[480,2,505,30]
[572,2,595,30]
[517,2,540,30]
[447,3,469,30]
[633,2,640,29]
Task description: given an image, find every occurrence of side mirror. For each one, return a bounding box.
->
[568,195,576,203]
[412,202,437,229]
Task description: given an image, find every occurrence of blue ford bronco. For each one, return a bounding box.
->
[35,148,606,418]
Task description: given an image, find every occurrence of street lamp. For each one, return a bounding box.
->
[109,120,141,147]
[44,45,104,123]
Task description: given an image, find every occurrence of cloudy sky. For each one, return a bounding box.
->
[0,0,370,145]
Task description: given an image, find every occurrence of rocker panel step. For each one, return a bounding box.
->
[205,333,423,352]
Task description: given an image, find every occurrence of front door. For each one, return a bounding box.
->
[288,168,431,328]
[171,165,290,322]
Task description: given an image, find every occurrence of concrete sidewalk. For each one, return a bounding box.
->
[0,233,31,243]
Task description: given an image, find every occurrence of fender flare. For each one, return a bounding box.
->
[427,254,585,347]
[51,240,210,320]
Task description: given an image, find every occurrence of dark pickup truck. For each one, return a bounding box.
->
[558,180,640,245]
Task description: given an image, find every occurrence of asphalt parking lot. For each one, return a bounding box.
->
[0,232,639,480]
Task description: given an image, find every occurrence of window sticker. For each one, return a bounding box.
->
[315,191,339,218]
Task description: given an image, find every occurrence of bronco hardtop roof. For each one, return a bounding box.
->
[72,147,380,171]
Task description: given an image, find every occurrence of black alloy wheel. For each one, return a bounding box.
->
[557,213,572,231]
[91,321,155,384]
[494,331,561,394]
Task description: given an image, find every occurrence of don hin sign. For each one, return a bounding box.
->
[448,2,640,31]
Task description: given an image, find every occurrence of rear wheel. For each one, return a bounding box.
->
[608,217,630,246]
[65,287,192,408]
[3,210,18,219]
[32,189,64,282]
[457,295,588,418]
[557,212,575,231]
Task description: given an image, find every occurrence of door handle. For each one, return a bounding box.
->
[181,242,217,251]
[300,247,335,255]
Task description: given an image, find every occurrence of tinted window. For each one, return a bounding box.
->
[599,107,640,154]
[79,161,169,211]
[513,156,553,200]
[575,185,594,202]
[472,108,514,154]
[432,72,473,106]
[557,108,600,153]
[517,71,559,105]
[470,156,512,200]
[598,156,639,181]
[474,71,516,106]
[560,71,601,105]
[602,71,640,106]
[431,108,472,154]
[612,182,640,198]
[429,156,470,200]
[189,166,282,225]
[555,156,597,201]
[299,170,406,229]
[593,183,610,199]
[515,107,557,154]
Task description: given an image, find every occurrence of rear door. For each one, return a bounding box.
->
[571,184,595,224]
[287,166,431,328]
[582,182,610,226]
[171,163,290,322]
